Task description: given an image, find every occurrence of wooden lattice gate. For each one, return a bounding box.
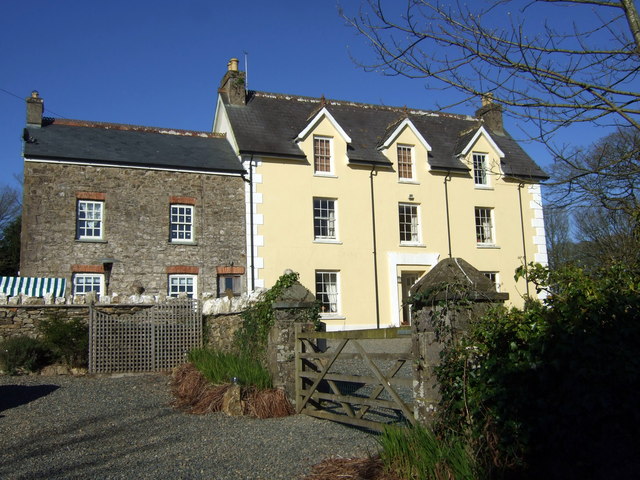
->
[295,325,416,432]
[89,299,202,374]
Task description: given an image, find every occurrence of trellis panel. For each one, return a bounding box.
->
[89,299,201,374]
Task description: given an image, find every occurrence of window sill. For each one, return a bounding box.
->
[399,243,426,248]
[474,185,493,190]
[314,173,338,178]
[170,241,198,246]
[314,239,342,245]
[76,239,107,243]
[320,314,346,320]
[398,179,420,185]
[476,244,500,249]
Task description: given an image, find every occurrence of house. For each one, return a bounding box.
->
[20,91,247,300]
[213,58,548,330]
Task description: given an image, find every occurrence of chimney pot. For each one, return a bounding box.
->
[481,93,494,107]
[229,58,239,71]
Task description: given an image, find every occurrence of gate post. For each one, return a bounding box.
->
[267,280,318,403]
[410,258,509,425]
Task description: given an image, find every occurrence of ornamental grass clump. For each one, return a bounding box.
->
[187,347,272,390]
[171,349,294,418]
[379,425,476,480]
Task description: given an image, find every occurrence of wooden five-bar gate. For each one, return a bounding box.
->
[295,325,415,432]
[89,298,202,374]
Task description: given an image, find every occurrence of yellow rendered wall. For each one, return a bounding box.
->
[253,117,543,330]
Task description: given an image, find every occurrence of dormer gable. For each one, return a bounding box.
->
[378,117,432,153]
[458,126,505,159]
[295,107,352,144]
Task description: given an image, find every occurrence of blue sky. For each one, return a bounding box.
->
[0,0,611,192]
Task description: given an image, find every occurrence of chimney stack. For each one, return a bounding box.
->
[219,58,246,106]
[26,90,44,127]
[475,93,504,135]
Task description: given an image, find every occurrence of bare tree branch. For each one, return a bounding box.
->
[341,0,640,137]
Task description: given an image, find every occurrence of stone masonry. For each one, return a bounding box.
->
[21,162,246,298]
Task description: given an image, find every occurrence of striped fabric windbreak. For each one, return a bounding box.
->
[0,277,67,298]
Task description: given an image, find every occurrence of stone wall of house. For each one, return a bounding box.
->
[20,161,246,298]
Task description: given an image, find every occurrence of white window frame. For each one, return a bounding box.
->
[399,203,421,245]
[315,270,340,317]
[482,272,501,292]
[170,204,195,243]
[475,207,496,246]
[313,197,338,241]
[73,273,104,297]
[76,200,104,240]
[313,136,334,176]
[473,152,490,187]
[168,274,197,298]
[397,144,415,181]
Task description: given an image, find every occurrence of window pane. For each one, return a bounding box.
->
[170,204,194,242]
[315,271,339,314]
[77,200,103,239]
[475,207,494,244]
[168,275,196,298]
[399,204,419,243]
[313,198,336,239]
[314,137,332,173]
[473,153,488,185]
[398,145,413,179]
[73,274,102,296]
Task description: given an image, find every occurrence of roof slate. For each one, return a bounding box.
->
[23,120,245,174]
[222,91,547,180]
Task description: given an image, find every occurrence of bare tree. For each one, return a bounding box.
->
[341,0,640,140]
[548,127,640,212]
[543,205,575,269]
[0,184,20,235]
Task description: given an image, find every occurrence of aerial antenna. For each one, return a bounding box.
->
[243,51,249,95]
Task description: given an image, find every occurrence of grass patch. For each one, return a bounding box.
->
[187,348,272,390]
[379,424,476,480]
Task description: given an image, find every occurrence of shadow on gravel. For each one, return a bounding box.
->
[0,384,60,416]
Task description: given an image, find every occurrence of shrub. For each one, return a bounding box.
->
[379,424,476,480]
[0,336,53,374]
[432,262,640,479]
[188,347,272,389]
[38,315,88,368]
[234,271,320,360]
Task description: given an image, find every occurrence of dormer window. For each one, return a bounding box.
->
[314,136,333,175]
[473,153,489,187]
[397,144,414,180]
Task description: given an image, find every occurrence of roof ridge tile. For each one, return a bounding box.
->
[51,118,225,138]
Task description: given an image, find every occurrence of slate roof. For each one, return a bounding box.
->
[23,119,245,175]
[222,91,547,180]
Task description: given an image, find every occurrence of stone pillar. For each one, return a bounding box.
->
[266,281,317,403]
[412,306,447,425]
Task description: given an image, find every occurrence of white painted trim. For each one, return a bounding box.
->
[459,126,505,158]
[379,118,432,152]
[387,251,440,327]
[23,158,243,177]
[243,155,265,292]
[295,107,352,144]
[212,96,240,154]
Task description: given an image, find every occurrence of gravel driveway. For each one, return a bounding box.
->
[0,374,379,480]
